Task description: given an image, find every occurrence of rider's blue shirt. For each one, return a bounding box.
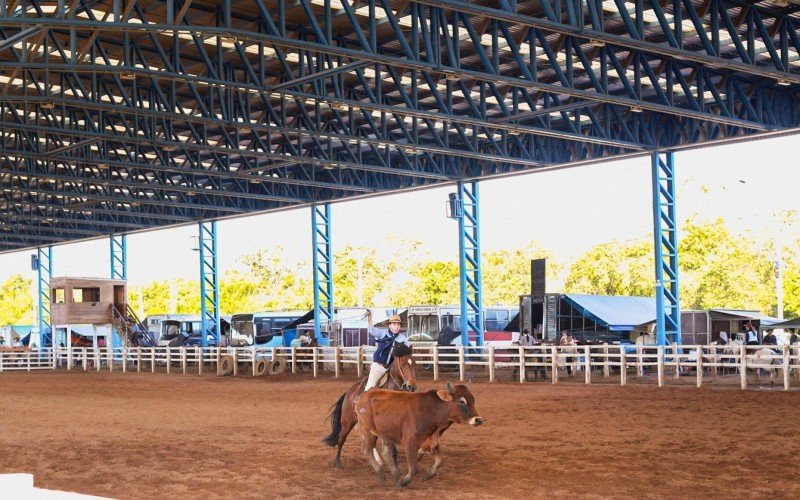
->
[368,327,408,366]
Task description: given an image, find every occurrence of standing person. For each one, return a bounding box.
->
[762,329,778,346]
[363,310,409,392]
[790,329,799,345]
[744,322,760,346]
[519,329,534,347]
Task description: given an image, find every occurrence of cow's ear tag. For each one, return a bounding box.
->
[437,390,453,401]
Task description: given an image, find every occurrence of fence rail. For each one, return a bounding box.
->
[1,345,798,391]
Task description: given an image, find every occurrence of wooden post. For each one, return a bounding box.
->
[122,346,127,373]
[584,346,591,384]
[271,347,277,371]
[151,349,156,373]
[251,347,257,377]
[657,346,664,387]
[181,348,187,374]
[27,352,32,372]
[66,347,72,370]
[313,348,319,378]
[518,346,525,384]
[783,345,790,391]
[740,345,747,390]
[232,348,239,376]
[136,347,141,373]
[551,345,558,384]
[356,346,363,378]
[0,352,4,372]
[603,343,610,378]
[674,345,681,379]
[166,346,171,374]
[458,346,465,382]
[696,349,702,388]
[334,348,341,378]
[198,347,203,375]
[291,347,297,374]
[433,345,439,381]
[488,346,495,383]
[108,347,114,372]
[619,348,626,386]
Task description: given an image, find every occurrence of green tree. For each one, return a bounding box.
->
[128,280,171,317]
[333,245,390,307]
[481,243,561,305]
[174,279,201,314]
[564,239,654,296]
[219,271,260,314]
[679,219,774,312]
[0,274,34,325]
[390,260,460,305]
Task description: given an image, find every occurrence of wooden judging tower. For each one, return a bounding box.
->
[50,277,127,326]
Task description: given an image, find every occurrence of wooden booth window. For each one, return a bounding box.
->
[52,288,65,304]
[72,287,101,303]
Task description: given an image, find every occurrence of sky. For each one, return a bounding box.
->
[1,134,798,296]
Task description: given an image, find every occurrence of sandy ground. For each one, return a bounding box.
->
[1,370,799,499]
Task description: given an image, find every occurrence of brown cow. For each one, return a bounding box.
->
[356,381,482,487]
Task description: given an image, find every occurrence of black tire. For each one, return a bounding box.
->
[255,359,268,376]
[269,357,287,375]
[218,354,234,376]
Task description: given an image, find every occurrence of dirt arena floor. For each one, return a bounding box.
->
[1,371,799,499]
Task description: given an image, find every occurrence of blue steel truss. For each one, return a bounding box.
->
[36,246,51,348]
[312,204,334,338]
[199,221,220,346]
[0,1,799,252]
[651,151,680,346]
[110,234,127,280]
[457,181,484,347]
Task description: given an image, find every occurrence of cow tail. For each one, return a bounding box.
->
[322,392,346,447]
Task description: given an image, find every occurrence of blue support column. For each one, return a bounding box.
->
[110,234,127,280]
[312,204,334,341]
[36,246,52,349]
[651,152,681,346]
[457,181,484,346]
[199,221,220,346]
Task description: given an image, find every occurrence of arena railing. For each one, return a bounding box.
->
[3,345,799,391]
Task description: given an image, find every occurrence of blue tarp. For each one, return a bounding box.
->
[564,294,656,331]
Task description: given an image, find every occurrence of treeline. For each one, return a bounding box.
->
[1,219,798,325]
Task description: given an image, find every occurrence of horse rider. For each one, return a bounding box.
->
[762,329,780,354]
[363,310,409,393]
[744,322,759,346]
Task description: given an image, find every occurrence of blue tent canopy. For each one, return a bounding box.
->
[564,294,656,331]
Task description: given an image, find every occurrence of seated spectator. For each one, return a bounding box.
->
[12,336,22,348]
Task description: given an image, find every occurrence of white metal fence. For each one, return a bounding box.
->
[1,345,798,391]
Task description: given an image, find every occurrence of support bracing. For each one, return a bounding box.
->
[457,181,484,347]
[110,234,127,280]
[312,204,334,340]
[36,246,52,348]
[651,152,681,346]
[199,221,220,347]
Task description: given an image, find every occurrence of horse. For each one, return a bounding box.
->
[322,346,419,467]
[748,346,784,385]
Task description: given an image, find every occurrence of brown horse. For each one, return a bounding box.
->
[322,349,419,467]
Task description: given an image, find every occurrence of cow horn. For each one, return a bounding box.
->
[446,380,455,394]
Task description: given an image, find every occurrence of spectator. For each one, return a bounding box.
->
[790,329,799,345]
[297,331,312,347]
[744,322,759,345]
[762,329,778,346]
[718,331,729,345]
[519,329,535,347]
[12,336,22,348]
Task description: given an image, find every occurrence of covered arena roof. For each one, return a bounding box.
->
[2,0,800,252]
